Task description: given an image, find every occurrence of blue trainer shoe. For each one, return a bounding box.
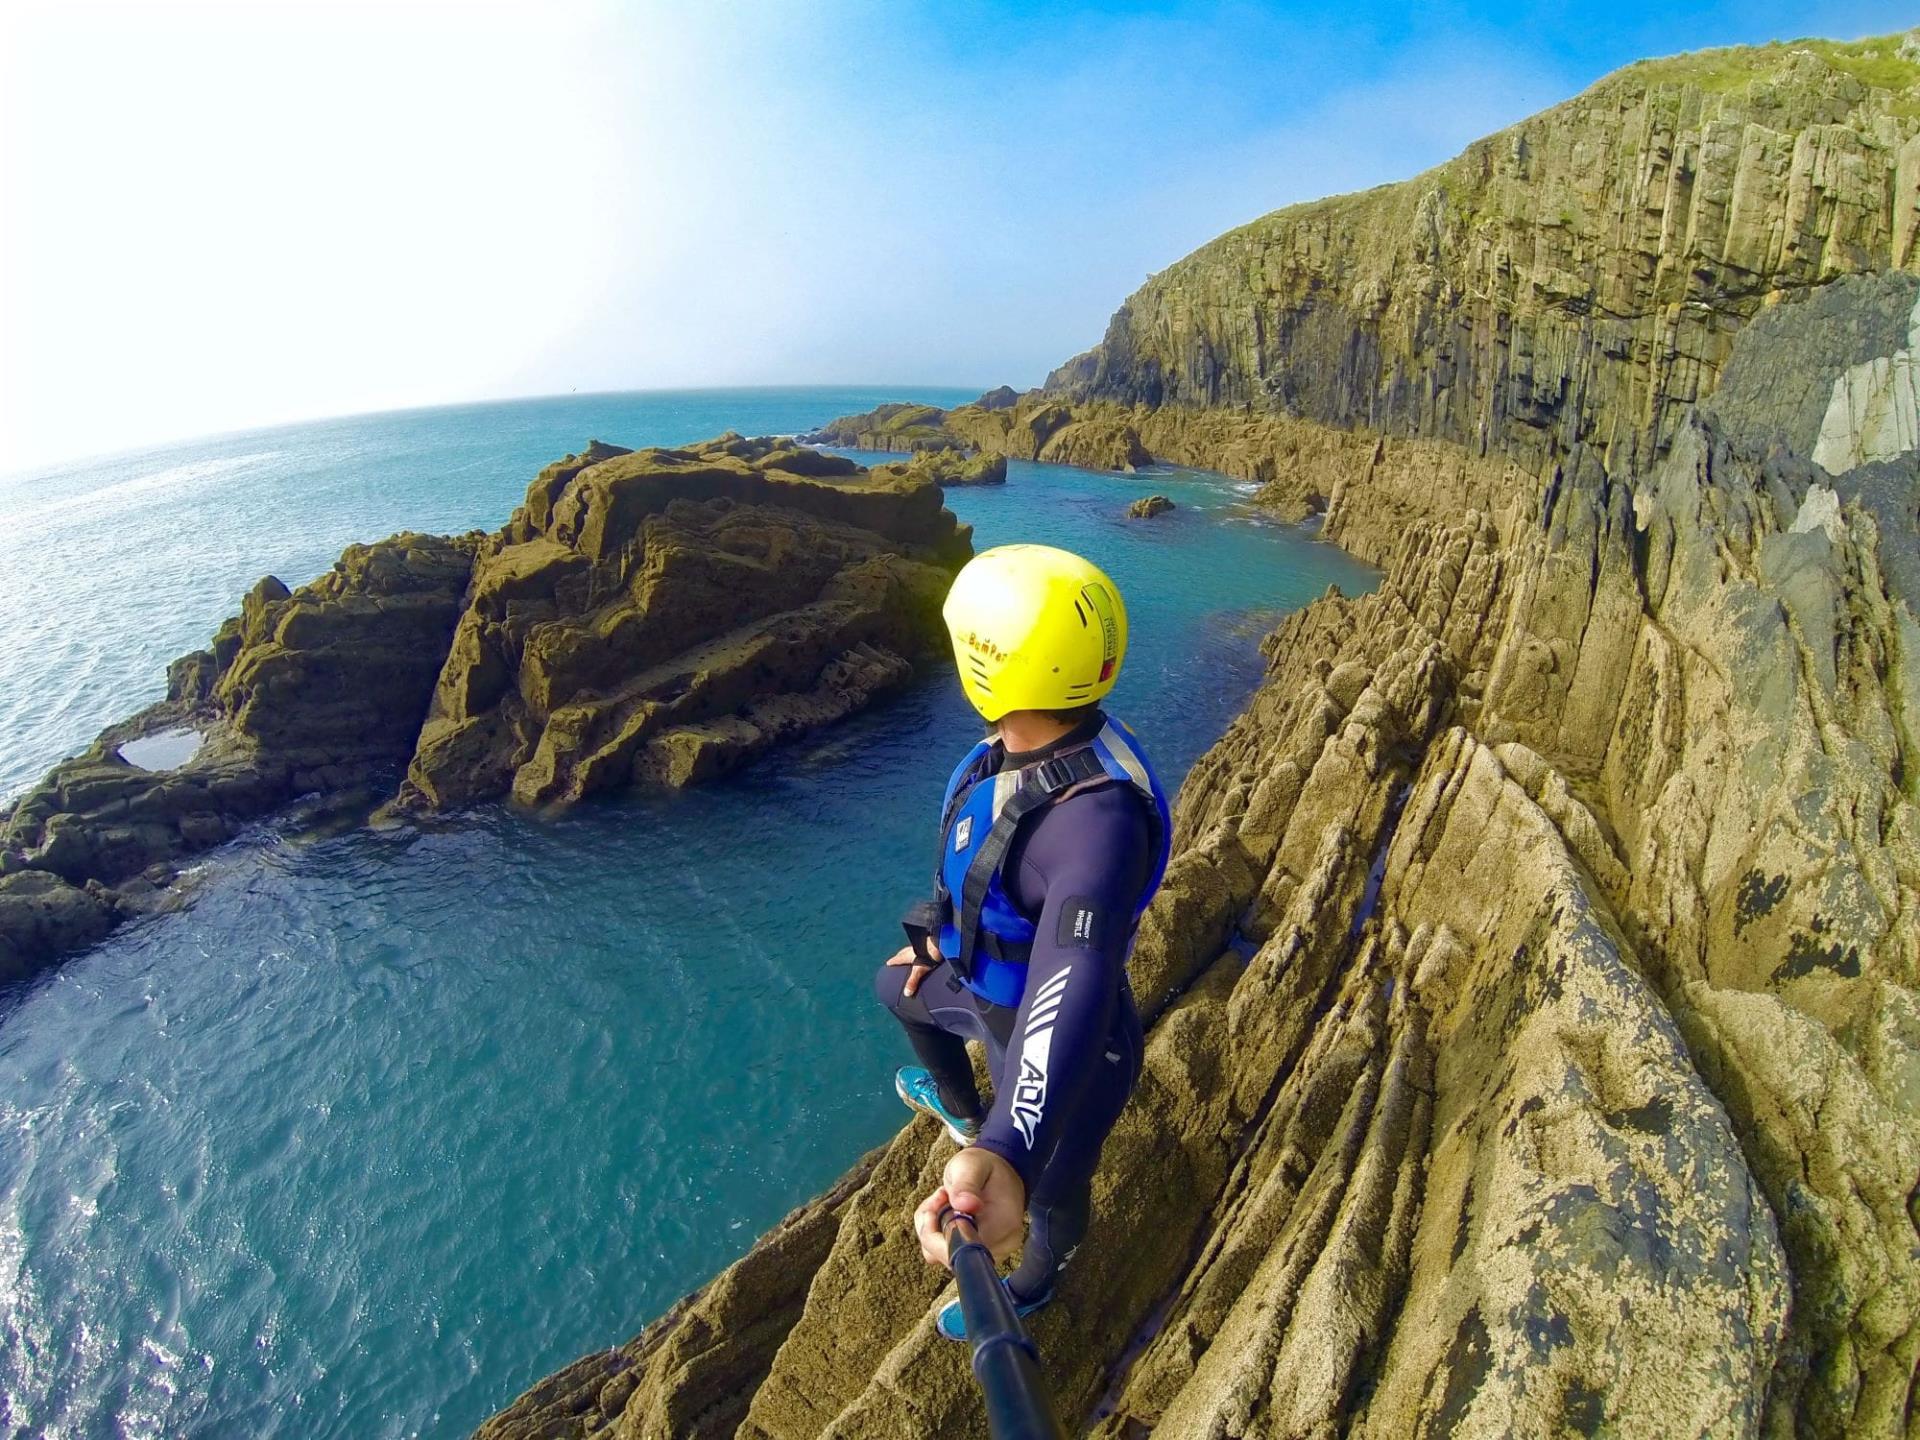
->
[935,1278,1054,1342]
[893,1066,981,1146]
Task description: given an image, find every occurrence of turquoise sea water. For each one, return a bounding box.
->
[0,390,1376,1438]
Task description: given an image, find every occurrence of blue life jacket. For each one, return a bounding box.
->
[909,716,1172,1008]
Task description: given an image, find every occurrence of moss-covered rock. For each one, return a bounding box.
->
[399,434,967,812]
[0,871,117,984]
[869,449,1007,489]
[798,402,963,453]
[1054,35,1920,480]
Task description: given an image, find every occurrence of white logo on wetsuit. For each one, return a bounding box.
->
[1011,966,1073,1147]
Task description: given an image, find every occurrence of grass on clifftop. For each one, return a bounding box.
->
[1145,27,1920,288]
[1619,30,1920,111]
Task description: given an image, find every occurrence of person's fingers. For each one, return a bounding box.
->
[944,1147,1025,1261]
[885,944,916,966]
[942,1147,997,1212]
[917,1218,946,1268]
[902,963,933,997]
[913,1186,952,1267]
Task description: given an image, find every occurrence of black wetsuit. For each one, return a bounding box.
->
[874,714,1150,1301]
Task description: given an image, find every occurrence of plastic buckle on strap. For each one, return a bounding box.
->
[1033,747,1102,795]
[1034,755,1078,793]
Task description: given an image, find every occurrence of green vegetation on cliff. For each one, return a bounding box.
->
[1625,31,1920,107]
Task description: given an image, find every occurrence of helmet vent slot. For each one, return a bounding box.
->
[1073,599,1088,626]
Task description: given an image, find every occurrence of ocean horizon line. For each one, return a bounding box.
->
[0,380,994,485]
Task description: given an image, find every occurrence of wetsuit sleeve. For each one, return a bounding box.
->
[973,783,1152,1191]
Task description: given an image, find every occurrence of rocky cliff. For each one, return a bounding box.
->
[1050,33,1920,475]
[0,435,969,983]
[482,34,1920,1440]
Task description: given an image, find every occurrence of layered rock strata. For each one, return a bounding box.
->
[483,35,1920,1440]
[0,435,968,982]
[1050,35,1920,478]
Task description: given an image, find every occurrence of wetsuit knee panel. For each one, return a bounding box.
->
[873,960,912,1015]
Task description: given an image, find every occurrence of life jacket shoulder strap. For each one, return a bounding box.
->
[902,740,998,962]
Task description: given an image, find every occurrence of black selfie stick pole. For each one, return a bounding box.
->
[939,1206,1067,1440]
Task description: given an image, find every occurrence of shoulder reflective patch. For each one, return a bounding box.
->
[1056,896,1105,949]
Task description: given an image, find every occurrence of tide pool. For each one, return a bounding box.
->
[0,391,1375,1438]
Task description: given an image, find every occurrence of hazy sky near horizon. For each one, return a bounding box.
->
[2,0,1914,471]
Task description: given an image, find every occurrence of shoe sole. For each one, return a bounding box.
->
[894,1073,978,1147]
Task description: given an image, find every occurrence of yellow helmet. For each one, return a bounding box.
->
[942,544,1129,722]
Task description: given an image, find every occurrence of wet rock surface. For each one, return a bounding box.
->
[1126,494,1175,519]
[1,436,968,984]
[483,36,1919,1440]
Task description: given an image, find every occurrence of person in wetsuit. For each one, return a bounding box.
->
[873,542,1170,1338]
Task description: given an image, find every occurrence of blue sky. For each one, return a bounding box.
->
[1,0,1913,469]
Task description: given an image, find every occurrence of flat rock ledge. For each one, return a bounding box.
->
[0,434,970,985]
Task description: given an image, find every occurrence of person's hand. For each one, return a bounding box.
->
[886,941,937,998]
[914,1146,1025,1267]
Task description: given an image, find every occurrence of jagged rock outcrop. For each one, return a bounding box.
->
[0,436,969,983]
[483,34,1920,1440]
[400,434,966,809]
[0,871,118,983]
[798,403,963,453]
[1126,494,1175,519]
[815,392,1154,474]
[0,531,481,982]
[821,32,1920,499]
